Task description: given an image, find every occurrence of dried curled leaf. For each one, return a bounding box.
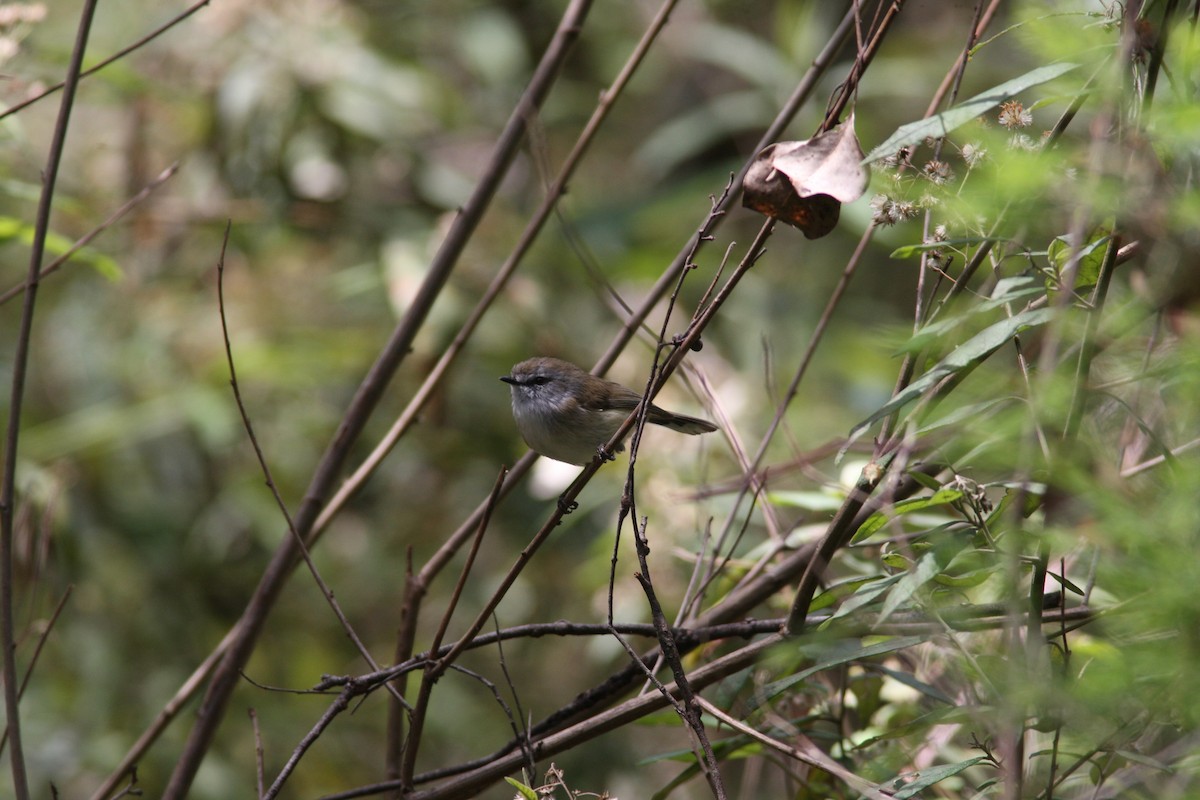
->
[742,114,868,239]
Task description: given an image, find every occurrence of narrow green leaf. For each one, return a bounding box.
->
[0,216,124,281]
[823,575,905,624]
[1047,231,1110,291]
[758,635,927,705]
[848,306,1056,442]
[768,490,845,512]
[898,275,1044,355]
[908,471,944,493]
[0,216,23,241]
[504,777,539,800]
[878,552,940,623]
[810,575,886,613]
[863,62,1078,163]
[885,756,991,798]
[872,665,957,705]
[1112,749,1174,773]
[933,565,999,588]
[916,396,1016,435]
[889,236,997,259]
[851,489,964,544]
[1046,569,1085,596]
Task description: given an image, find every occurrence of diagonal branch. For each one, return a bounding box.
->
[158,4,594,797]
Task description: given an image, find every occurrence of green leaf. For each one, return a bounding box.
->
[767,490,845,512]
[907,471,944,493]
[0,215,124,282]
[848,306,1056,443]
[856,706,985,748]
[1112,749,1174,773]
[851,489,965,543]
[863,62,1078,163]
[916,396,1017,435]
[1046,230,1110,292]
[810,575,886,613]
[0,216,23,242]
[879,552,940,623]
[757,635,927,706]
[872,665,957,705]
[934,564,999,588]
[884,756,991,798]
[899,275,1045,355]
[822,575,906,624]
[503,777,538,800]
[986,484,1046,526]
[889,236,999,259]
[1046,569,1085,596]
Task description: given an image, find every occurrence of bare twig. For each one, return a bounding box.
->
[310,0,677,541]
[0,163,180,307]
[0,586,72,757]
[396,468,507,790]
[328,634,786,800]
[630,517,727,800]
[694,696,893,800]
[249,709,264,800]
[0,3,98,798]
[89,625,240,800]
[159,5,593,796]
[0,1,212,123]
[215,222,388,681]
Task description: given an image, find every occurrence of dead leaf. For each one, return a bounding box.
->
[742,114,868,239]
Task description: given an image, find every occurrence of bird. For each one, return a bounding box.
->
[501,356,717,465]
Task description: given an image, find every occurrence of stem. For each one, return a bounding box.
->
[0,3,98,798]
[159,4,592,796]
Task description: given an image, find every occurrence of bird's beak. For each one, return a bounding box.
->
[500,375,516,384]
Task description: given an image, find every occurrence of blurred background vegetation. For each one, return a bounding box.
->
[3,0,1199,798]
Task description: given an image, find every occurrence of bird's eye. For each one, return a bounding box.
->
[531,375,550,386]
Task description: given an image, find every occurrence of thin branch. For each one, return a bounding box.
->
[330,634,787,800]
[0,3,98,798]
[694,696,892,800]
[1120,436,1200,477]
[89,624,240,800]
[0,162,180,307]
[159,4,593,796]
[215,221,388,682]
[696,221,876,624]
[249,709,265,800]
[631,517,727,799]
[0,1,212,123]
[396,468,507,790]
[310,0,677,542]
[0,586,72,757]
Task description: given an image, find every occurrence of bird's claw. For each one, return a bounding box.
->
[557,498,579,516]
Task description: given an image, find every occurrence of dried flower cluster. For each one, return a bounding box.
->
[997,99,1033,130]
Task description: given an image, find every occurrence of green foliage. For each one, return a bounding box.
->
[2,2,1198,800]
[862,62,1079,164]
